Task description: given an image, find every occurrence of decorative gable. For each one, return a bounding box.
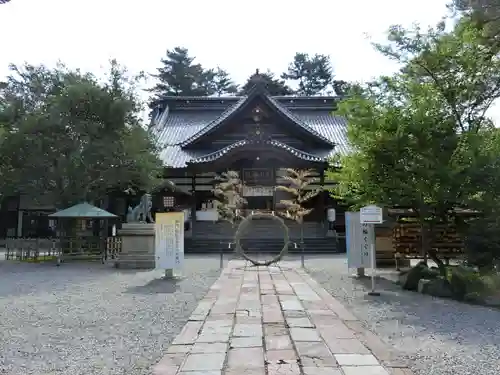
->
[180,86,334,149]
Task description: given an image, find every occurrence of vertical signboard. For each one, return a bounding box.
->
[346,212,371,269]
[155,212,184,271]
[360,221,374,267]
[360,205,382,295]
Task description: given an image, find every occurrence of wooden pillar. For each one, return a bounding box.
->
[272,167,277,211]
[191,172,196,235]
[320,166,326,232]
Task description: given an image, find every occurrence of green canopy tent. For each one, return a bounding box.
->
[49,203,118,264]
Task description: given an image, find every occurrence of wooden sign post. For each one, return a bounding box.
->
[360,205,383,296]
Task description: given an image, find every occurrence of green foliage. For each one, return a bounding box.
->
[276,169,320,225]
[376,20,500,133]
[281,52,333,96]
[330,18,500,218]
[149,47,238,101]
[210,67,238,96]
[452,0,500,42]
[149,47,210,98]
[0,60,163,207]
[239,70,293,96]
[447,265,500,302]
[329,75,470,215]
[212,171,247,225]
[329,18,500,267]
[332,80,358,96]
[463,207,500,269]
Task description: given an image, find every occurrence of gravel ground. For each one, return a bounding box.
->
[301,254,500,375]
[0,255,223,375]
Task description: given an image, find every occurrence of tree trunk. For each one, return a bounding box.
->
[421,217,447,277]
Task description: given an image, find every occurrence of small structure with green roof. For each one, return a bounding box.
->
[49,202,119,264]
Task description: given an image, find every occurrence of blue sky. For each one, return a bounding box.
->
[5,0,493,121]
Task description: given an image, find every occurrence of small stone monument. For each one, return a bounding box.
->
[116,194,156,269]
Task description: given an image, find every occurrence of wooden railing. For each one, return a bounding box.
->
[5,237,60,261]
[4,236,122,263]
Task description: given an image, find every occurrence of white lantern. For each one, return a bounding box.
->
[327,208,336,222]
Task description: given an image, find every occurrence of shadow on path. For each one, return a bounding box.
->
[125,277,181,294]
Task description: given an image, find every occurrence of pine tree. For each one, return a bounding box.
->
[281,53,333,96]
[239,70,293,96]
[211,67,238,96]
[149,47,214,100]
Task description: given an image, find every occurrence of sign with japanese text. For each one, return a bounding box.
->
[346,212,372,268]
[155,212,184,270]
[242,168,274,185]
[242,186,274,197]
[360,222,374,265]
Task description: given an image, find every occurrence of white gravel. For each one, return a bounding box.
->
[0,255,223,375]
[302,255,500,375]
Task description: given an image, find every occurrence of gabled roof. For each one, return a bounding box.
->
[150,94,350,169]
[179,86,335,148]
[189,139,329,165]
[49,202,117,218]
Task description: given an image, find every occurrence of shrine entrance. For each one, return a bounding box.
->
[245,196,273,210]
[241,184,275,213]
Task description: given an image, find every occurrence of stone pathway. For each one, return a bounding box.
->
[152,260,414,375]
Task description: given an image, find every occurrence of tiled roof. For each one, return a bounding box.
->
[150,96,349,168]
[190,139,327,164]
[179,90,334,147]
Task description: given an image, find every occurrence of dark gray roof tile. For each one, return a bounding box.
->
[190,139,326,165]
[180,91,334,147]
[151,97,350,168]
[294,112,349,154]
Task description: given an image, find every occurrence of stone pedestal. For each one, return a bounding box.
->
[116,223,155,269]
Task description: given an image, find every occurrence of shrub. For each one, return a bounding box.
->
[464,213,500,272]
[448,265,499,302]
[402,261,439,291]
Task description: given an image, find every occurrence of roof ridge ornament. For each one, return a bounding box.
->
[250,69,268,92]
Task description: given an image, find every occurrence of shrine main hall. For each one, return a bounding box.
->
[150,77,349,253]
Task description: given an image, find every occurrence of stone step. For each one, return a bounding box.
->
[185,238,344,254]
[193,222,325,239]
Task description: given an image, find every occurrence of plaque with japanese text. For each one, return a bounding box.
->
[155,212,184,270]
[242,168,274,185]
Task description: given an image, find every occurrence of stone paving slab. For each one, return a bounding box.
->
[152,260,415,375]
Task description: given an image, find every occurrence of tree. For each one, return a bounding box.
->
[330,19,500,275]
[149,47,216,101]
[210,67,238,96]
[281,53,333,96]
[452,0,500,40]
[212,170,247,226]
[376,19,500,133]
[332,80,359,96]
[276,169,321,251]
[239,70,293,96]
[460,127,500,270]
[0,60,163,208]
